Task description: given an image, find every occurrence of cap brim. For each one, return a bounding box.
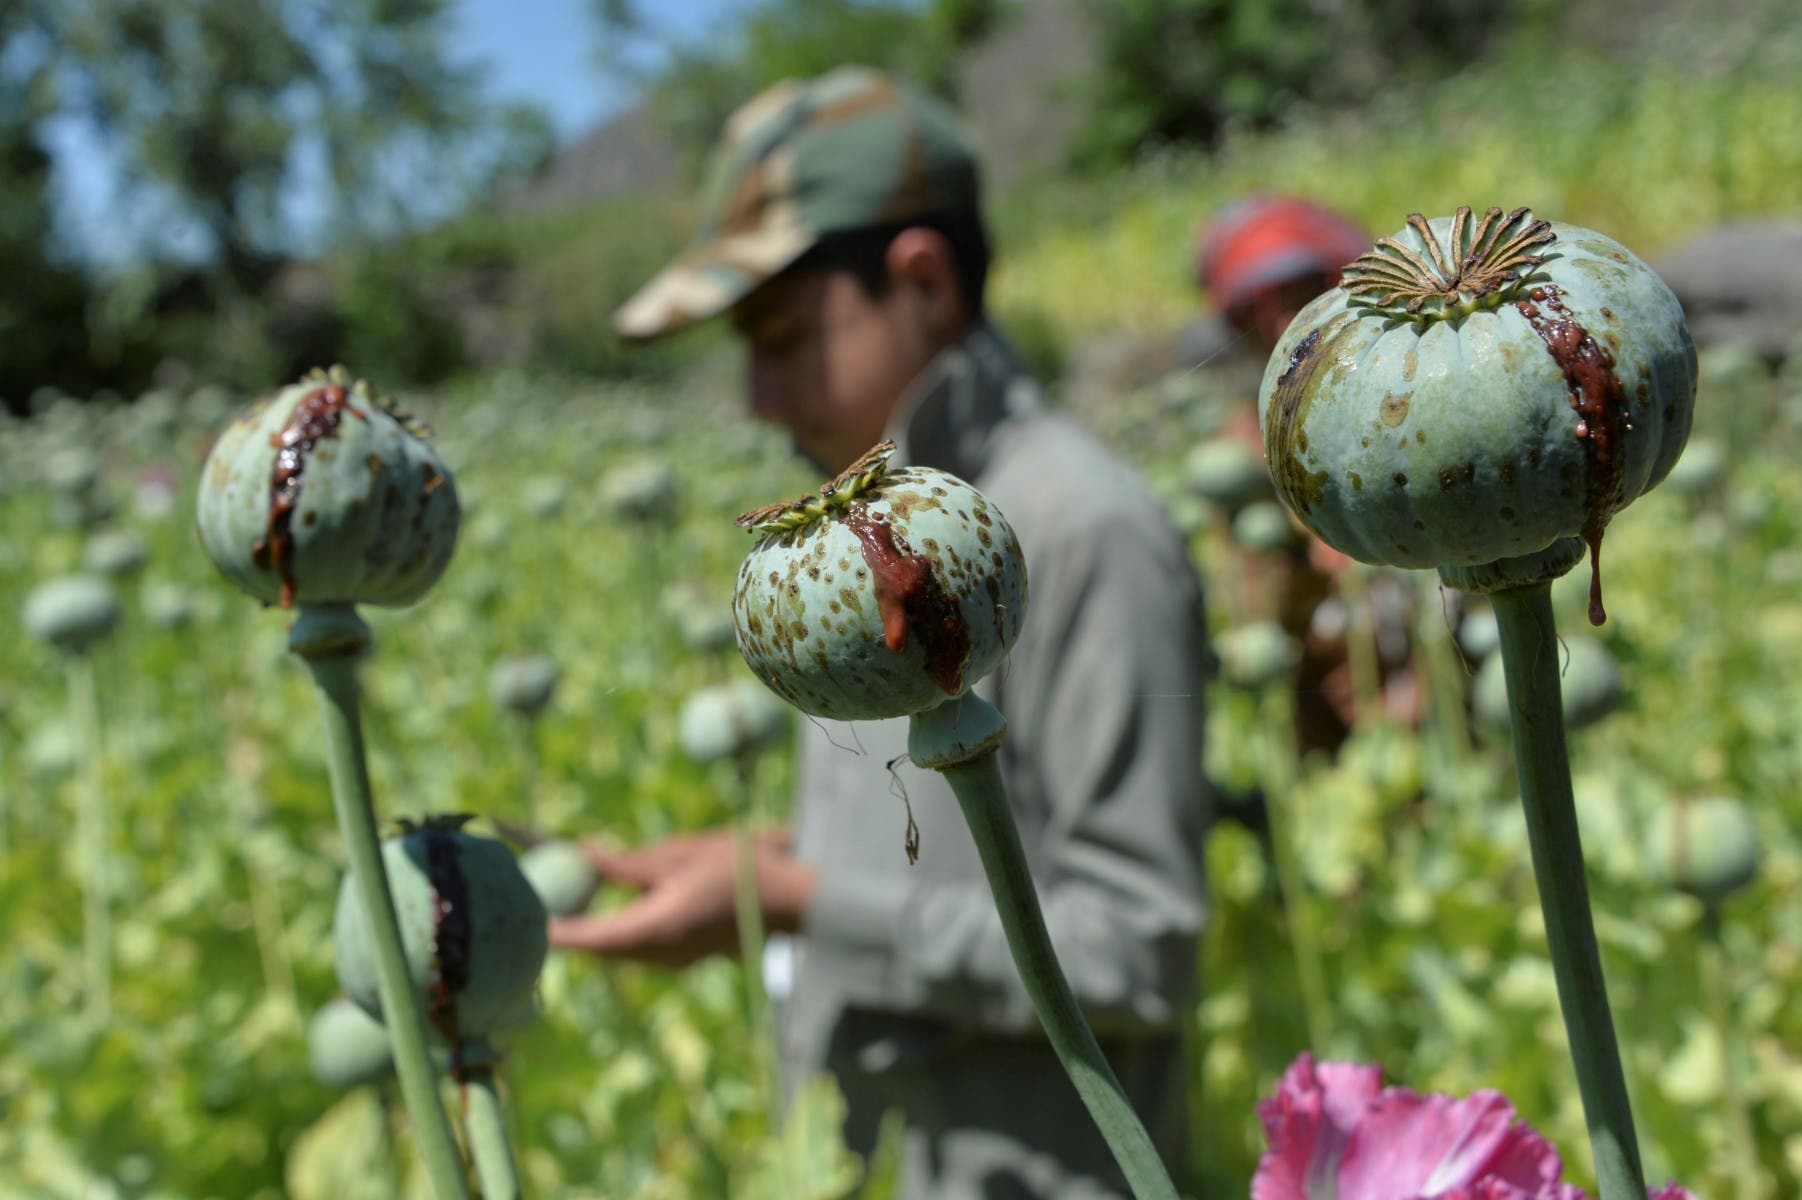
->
[613,225,816,343]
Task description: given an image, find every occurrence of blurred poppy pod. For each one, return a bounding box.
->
[307,996,393,1089]
[23,575,121,655]
[676,678,789,764]
[333,817,546,1055]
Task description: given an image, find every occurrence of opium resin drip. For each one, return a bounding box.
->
[422,830,473,1080]
[251,384,366,607]
[844,506,971,695]
[1515,285,1633,625]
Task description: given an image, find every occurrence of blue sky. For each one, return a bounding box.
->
[451,0,755,142]
[47,0,755,267]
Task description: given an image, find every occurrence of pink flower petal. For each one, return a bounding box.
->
[1254,1054,1385,1200]
[1333,1084,1568,1197]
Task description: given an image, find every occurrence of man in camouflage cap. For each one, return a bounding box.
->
[556,66,1212,1200]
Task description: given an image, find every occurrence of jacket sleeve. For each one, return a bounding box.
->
[802,506,1213,1036]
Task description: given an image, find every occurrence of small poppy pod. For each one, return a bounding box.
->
[333,818,546,1048]
[1646,796,1760,902]
[488,654,560,718]
[732,443,1028,722]
[518,840,600,919]
[307,996,393,1089]
[1259,207,1695,609]
[197,367,459,609]
[23,574,121,655]
[677,678,789,764]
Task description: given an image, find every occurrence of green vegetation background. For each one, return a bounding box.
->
[4,1,1802,1197]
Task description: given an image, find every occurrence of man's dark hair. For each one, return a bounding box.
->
[790,213,992,313]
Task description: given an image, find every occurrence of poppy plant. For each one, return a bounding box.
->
[1254,1054,1696,1200]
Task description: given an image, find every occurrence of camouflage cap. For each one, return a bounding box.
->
[614,66,983,342]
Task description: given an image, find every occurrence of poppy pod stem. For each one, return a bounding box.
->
[291,604,471,1200]
[1699,907,1767,1199]
[1255,685,1332,1054]
[69,654,110,1024]
[910,695,1181,1200]
[1489,584,1646,1200]
[464,1064,521,1200]
[728,754,783,1163]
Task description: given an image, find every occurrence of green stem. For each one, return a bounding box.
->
[1204,523,1246,626]
[464,1065,521,1200]
[70,655,110,1025]
[732,766,774,1077]
[241,833,300,1021]
[915,697,1179,1200]
[731,754,790,1194]
[1257,686,1332,1053]
[376,1080,403,1196]
[1701,908,1765,1199]
[294,607,471,1200]
[512,715,539,826]
[1337,563,1384,727]
[1489,584,1646,1200]
[1415,576,1474,768]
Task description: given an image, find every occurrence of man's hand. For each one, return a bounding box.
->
[547,826,816,969]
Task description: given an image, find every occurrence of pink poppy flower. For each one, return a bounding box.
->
[1254,1054,1697,1200]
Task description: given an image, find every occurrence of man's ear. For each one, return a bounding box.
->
[885,226,968,339]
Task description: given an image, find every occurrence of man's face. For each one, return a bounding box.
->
[731,265,937,474]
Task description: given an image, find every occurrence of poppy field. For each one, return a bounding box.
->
[1,329,1799,1198]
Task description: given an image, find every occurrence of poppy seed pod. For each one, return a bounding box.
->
[732,443,1028,722]
[23,574,121,655]
[488,654,560,718]
[677,678,789,764]
[601,457,678,522]
[333,817,547,1050]
[518,840,600,918]
[83,530,149,579]
[1474,635,1623,732]
[1218,620,1300,690]
[196,366,459,609]
[1260,207,1695,618]
[1184,438,1271,510]
[308,996,394,1089]
[1646,797,1760,902]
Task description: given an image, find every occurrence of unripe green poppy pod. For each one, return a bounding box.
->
[334,817,546,1053]
[1646,796,1760,902]
[518,840,600,918]
[733,443,1028,722]
[197,366,459,609]
[308,996,393,1089]
[23,574,121,654]
[1259,207,1696,621]
[677,677,789,764]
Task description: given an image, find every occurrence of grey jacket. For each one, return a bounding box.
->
[778,324,1213,1199]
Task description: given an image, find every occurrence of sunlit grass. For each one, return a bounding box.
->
[993,48,1802,337]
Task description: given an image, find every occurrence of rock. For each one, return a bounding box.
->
[1654,222,1802,359]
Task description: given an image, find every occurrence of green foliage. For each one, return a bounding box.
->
[6,340,1802,1199]
[334,249,468,385]
[594,0,1006,171]
[1068,0,1521,167]
[995,36,1802,335]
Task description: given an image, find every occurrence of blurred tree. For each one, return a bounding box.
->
[0,4,101,410]
[0,0,555,398]
[1069,0,1522,167]
[591,0,1009,171]
[47,0,492,293]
